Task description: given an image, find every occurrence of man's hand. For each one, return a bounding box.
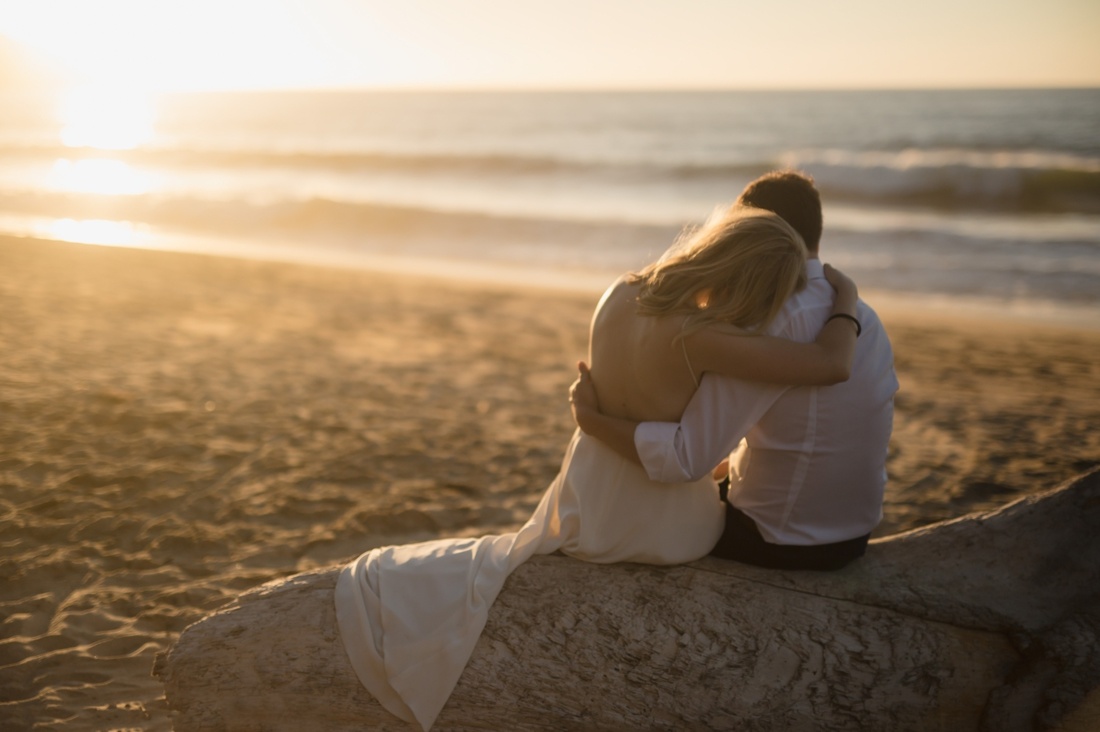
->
[569,361,599,430]
[568,361,643,464]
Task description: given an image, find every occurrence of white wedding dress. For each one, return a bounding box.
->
[334,429,725,731]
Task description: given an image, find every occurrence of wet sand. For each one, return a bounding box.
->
[1,236,1098,730]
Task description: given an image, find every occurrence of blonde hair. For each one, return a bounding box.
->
[630,206,807,336]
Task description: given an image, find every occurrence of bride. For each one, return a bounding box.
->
[335,206,860,730]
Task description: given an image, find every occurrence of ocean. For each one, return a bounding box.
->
[1,88,1098,324]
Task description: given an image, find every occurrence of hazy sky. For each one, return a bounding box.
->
[1,0,1098,92]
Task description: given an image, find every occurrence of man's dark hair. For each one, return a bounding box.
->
[736,170,822,253]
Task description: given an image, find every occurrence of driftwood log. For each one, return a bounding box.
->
[155,468,1100,731]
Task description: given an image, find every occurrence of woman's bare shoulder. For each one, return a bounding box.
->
[594,275,640,314]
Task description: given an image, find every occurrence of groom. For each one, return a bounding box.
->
[571,171,898,571]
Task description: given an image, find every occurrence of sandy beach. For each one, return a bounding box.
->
[1,236,1098,730]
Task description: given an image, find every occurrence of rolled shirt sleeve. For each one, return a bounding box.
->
[634,374,784,483]
[634,420,693,482]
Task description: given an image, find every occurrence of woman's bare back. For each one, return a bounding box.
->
[587,277,699,423]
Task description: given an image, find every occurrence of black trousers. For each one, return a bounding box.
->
[711,481,869,571]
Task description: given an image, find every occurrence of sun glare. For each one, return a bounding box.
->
[58,86,155,150]
[47,158,149,195]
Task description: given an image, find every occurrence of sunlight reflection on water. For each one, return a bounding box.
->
[48,158,150,195]
[42,218,139,247]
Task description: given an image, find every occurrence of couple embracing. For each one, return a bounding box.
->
[335,171,898,730]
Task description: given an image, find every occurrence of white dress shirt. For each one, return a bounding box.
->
[634,259,898,545]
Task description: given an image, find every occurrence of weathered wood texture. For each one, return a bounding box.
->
[155,469,1100,731]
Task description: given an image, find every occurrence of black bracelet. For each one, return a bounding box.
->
[826,313,861,337]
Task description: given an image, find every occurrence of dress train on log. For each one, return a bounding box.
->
[335,430,725,730]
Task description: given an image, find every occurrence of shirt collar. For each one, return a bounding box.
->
[806,258,825,280]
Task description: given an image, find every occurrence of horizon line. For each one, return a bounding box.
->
[100,82,1100,95]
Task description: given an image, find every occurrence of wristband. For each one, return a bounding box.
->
[826,313,861,337]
